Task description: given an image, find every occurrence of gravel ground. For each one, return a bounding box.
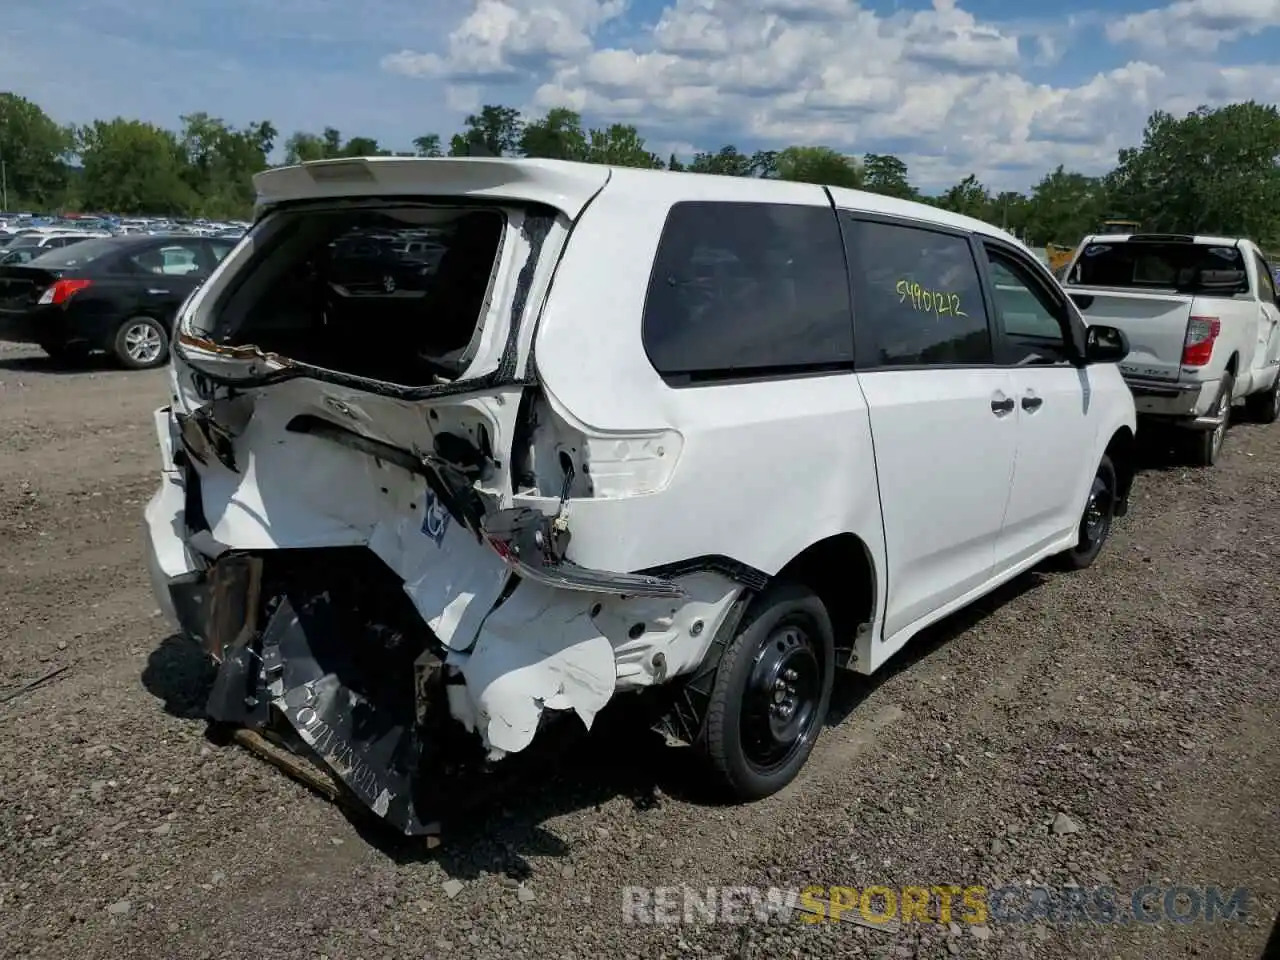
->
[1,339,1277,960]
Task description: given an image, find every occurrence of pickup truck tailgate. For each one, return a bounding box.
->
[1066,287,1192,382]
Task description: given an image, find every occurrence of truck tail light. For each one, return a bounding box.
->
[37,278,93,306]
[1182,316,1220,367]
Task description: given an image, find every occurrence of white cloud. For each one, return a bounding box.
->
[1106,0,1280,52]
[3,0,1278,192]
[509,0,1280,187]
[382,0,627,80]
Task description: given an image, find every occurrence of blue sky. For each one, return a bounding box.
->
[2,0,1279,190]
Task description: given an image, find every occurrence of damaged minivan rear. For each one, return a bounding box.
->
[146,157,761,835]
[147,155,1135,837]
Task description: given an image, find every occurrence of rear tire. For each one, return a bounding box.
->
[1187,373,1233,467]
[1055,454,1117,571]
[696,582,835,802]
[1244,373,1280,424]
[112,316,169,370]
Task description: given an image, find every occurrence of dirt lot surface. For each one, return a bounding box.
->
[1,340,1277,960]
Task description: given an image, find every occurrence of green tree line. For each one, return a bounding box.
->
[3,92,1279,247]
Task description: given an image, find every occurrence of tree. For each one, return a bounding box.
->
[775,146,861,187]
[0,93,73,208]
[751,150,779,179]
[862,154,916,200]
[78,119,197,214]
[1106,102,1280,244]
[283,131,327,164]
[5,91,1279,241]
[413,134,442,158]
[342,136,381,157]
[178,113,275,217]
[938,174,991,220]
[519,108,588,161]
[451,105,523,157]
[322,127,343,157]
[688,145,756,176]
[990,190,1031,237]
[1023,166,1106,245]
[584,124,663,168]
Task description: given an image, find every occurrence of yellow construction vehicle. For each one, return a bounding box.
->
[1046,243,1075,273]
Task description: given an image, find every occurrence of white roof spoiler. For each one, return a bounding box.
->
[253,156,611,221]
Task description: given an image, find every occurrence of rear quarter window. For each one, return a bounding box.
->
[641,201,854,382]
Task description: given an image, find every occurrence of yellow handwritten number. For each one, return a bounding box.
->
[895,278,967,317]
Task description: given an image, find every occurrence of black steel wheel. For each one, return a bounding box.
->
[697,581,835,802]
[1056,454,1117,571]
[740,622,823,773]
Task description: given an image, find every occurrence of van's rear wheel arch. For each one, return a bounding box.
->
[1103,427,1136,517]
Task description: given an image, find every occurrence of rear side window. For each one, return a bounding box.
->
[131,241,205,276]
[641,202,853,381]
[841,217,992,368]
[1069,240,1248,296]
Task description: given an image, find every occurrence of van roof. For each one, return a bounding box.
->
[253,156,1023,250]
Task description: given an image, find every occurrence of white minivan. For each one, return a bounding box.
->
[145,157,1137,835]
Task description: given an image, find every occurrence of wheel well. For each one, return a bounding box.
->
[1105,426,1136,504]
[774,533,875,667]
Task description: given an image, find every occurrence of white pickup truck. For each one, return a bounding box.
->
[1061,233,1280,465]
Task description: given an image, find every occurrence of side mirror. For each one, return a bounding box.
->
[1084,324,1129,364]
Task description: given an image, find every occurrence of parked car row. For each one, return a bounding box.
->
[0,233,237,367]
[0,213,247,245]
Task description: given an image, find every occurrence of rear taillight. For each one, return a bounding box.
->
[37,278,92,306]
[1182,316,1220,367]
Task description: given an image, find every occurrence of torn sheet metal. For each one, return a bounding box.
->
[167,553,262,662]
[450,580,619,757]
[169,551,451,835]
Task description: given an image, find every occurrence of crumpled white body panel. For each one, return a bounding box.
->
[447,581,618,757]
[174,381,516,652]
[150,377,745,757]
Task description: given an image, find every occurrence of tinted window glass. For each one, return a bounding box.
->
[642,202,853,379]
[986,251,1064,342]
[131,241,204,276]
[1069,240,1248,296]
[209,240,235,263]
[842,217,992,367]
